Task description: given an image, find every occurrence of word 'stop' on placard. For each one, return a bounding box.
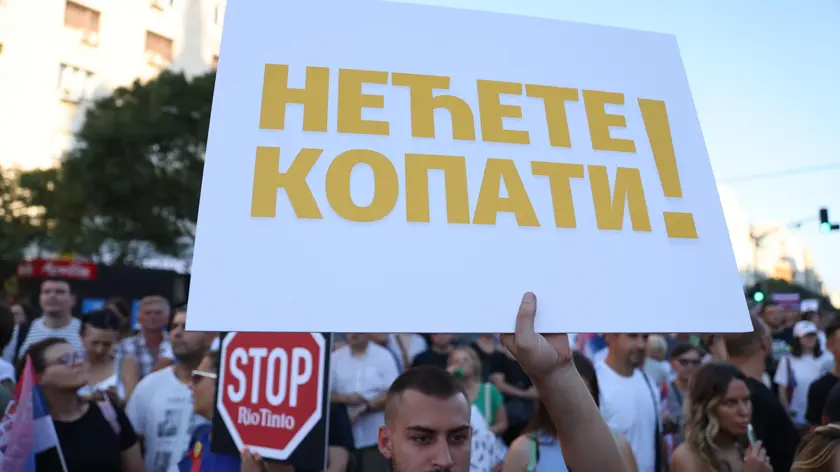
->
[187,0,749,335]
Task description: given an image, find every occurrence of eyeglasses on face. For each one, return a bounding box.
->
[191,370,218,384]
[678,358,702,367]
[48,351,85,367]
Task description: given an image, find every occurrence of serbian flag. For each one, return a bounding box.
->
[0,356,64,472]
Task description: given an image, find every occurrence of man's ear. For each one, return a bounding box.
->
[377,425,393,459]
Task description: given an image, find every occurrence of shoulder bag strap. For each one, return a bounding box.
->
[671,381,683,409]
[97,397,121,436]
[639,370,663,472]
[13,321,32,362]
[526,433,539,472]
[483,383,492,425]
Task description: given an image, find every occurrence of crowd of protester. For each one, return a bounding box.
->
[4,278,840,471]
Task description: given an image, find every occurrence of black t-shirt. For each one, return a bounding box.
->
[327,403,355,451]
[773,327,795,346]
[37,401,137,472]
[294,403,355,472]
[745,377,799,472]
[411,349,450,370]
[821,381,840,424]
[489,351,532,393]
[806,372,839,426]
[469,342,496,381]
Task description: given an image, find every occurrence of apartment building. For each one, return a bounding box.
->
[0,0,225,170]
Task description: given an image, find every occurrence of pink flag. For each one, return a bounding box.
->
[0,356,38,472]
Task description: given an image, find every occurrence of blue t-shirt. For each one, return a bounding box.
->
[178,423,240,472]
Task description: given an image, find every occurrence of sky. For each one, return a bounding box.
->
[397,0,840,291]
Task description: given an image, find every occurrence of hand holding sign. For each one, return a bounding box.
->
[501,292,574,381]
[503,292,628,472]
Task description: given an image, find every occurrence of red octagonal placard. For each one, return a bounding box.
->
[217,332,326,460]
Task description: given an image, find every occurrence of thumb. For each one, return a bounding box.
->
[516,292,538,340]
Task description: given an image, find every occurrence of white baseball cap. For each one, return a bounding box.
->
[793,320,818,338]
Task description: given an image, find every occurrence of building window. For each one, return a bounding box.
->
[145,31,173,67]
[64,1,100,32]
[64,1,100,46]
[58,63,95,103]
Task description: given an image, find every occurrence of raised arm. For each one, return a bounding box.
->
[501,292,627,472]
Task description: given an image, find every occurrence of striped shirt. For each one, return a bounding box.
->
[9,317,84,361]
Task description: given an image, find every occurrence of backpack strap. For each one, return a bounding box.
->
[483,383,492,425]
[97,396,121,436]
[526,432,539,472]
[13,321,32,363]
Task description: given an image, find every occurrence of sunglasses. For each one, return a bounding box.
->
[192,370,218,384]
[678,358,702,367]
[48,351,85,367]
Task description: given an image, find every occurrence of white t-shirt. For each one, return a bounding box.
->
[0,359,15,385]
[774,352,834,426]
[330,343,400,448]
[387,334,427,370]
[126,366,207,472]
[470,404,505,472]
[596,361,658,472]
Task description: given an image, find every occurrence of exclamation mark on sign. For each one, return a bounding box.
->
[638,99,698,239]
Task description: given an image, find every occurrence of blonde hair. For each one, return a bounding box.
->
[684,363,749,472]
[792,424,840,472]
[449,346,482,380]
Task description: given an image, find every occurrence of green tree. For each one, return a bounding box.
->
[0,167,40,259]
[21,70,215,264]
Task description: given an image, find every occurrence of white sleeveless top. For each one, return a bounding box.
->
[78,355,126,400]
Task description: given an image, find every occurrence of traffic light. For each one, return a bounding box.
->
[753,290,765,303]
[819,208,839,233]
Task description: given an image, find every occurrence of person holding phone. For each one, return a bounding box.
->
[670,363,770,472]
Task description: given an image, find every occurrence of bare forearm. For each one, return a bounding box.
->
[370,392,388,411]
[331,392,357,404]
[491,376,530,397]
[537,366,626,472]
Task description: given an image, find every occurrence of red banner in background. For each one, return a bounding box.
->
[16,260,98,281]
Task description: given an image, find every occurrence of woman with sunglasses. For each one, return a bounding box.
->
[178,350,289,472]
[19,337,144,472]
[661,342,703,451]
[77,309,140,402]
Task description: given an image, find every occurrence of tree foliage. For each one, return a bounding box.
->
[20,70,215,264]
[0,167,42,259]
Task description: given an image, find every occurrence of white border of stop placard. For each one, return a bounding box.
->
[217,332,327,460]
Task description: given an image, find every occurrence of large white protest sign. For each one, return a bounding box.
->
[187,0,750,333]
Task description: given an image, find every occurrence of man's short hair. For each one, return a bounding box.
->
[758,300,779,314]
[139,295,171,312]
[669,341,700,360]
[384,365,467,424]
[723,315,768,358]
[647,335,667,355]
[41,278,73,292]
